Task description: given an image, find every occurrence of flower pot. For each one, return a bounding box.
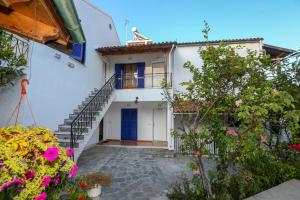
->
[87,185,102,199]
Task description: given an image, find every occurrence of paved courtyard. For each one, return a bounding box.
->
[77,146,193,200]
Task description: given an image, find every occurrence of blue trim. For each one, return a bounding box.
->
[71,42,85,63]
[137,62,145,88]
[115,64,123,89]
[121,109,137,141]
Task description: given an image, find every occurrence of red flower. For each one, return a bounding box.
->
[78,195,86,200]
[227,129,236,135]
[25,170,35,180]
[195,150,201,157]
[288,144,300,153]
[79,182,87,189]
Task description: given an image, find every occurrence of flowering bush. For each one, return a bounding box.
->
[166,22,300,199]
[0,125,80,200]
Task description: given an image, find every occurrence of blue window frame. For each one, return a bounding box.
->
[71,42,86,63]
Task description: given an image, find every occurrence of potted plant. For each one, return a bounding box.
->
[80,172,111,200]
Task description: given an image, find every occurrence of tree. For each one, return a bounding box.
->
[165,22,300,199]
[0,30,27,87]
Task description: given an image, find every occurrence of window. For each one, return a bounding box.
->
[71,42,86,63]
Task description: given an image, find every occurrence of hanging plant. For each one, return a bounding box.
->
[0,125,83,200]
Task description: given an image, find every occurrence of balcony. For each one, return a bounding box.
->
[114,73,171,102]
[116,73,171,89]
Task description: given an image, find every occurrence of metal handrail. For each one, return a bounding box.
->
[70,74,115,149]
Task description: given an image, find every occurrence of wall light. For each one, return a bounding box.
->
[54,53,61,59]
[134,96,139,104]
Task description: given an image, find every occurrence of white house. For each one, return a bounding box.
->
[0,0,294,161]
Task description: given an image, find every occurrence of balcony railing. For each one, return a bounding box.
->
[116,73,171,89]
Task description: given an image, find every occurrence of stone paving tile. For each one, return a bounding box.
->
[77,146,215,200]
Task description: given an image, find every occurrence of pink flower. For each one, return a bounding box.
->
[41,176,51,187]
[227,129,236,135]
[25,170,35,180]
[34,192,47,200]
[43,147,59,162]
[0,178,25,192]
[12,178,25,184]
[66,148,74,157]
[69,164,78,178]
[0,181,13,192]
[260,135,267,142]
[54,176,60,186]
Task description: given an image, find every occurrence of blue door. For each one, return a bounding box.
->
[121,109,137,141]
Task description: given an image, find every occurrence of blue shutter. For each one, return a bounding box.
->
[137,63,145,88]
[71,42,85,63]
[115,64,123,89]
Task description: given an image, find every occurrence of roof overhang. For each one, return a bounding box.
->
[97,42,175,56]
[176,38,263,47]
[262,44,295,58]
[0,0,85,46]
[0,0,70,45]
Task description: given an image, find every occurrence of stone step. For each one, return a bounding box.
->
[77,104,103,112]
[64,119,91,126]
[73,109,100,115]
[55,132,84,140]
[58,125,89,132]
[68,114,97,121]
[59,141,79,148]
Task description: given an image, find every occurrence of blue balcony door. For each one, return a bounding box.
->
[121,109,138,141]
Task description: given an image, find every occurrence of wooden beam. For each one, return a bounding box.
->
[0,11,61,44]
[0,0,69,46]
[0,0,30,7]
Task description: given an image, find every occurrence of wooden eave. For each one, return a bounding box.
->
[263,44,295,59]
[97,43,175,56]
[0,0,70,45]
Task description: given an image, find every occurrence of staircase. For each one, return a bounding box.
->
[55,75,115,162]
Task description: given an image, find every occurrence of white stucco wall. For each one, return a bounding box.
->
[173,42,262,92]
[85,126,99,150]
[0,0,120,129]
[103,102,167,141]
[114,89,165,102]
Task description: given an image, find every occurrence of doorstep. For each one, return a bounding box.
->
[97,140,168,149]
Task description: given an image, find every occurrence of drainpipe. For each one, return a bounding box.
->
[54,0,85,43]
[167,44,175,150]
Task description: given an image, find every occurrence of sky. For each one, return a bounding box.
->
[91,0,300,50]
